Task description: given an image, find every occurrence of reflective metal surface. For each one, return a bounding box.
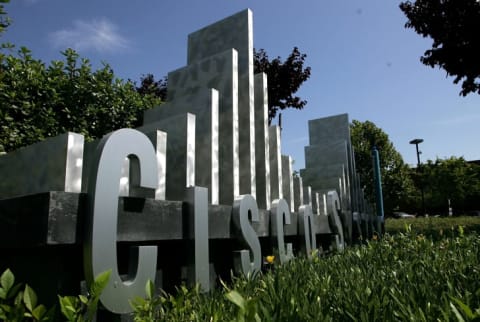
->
[254,73,271,210]
[84,129,158,314]
[313,192,320,216]
[143,89,219,204]
[232,194,261,275]
[138,114,194,201]
[281,155,295,212]
[270,199,294,263]
[186,10,253,199]
[303,185,312,208]
[65,132,85,193]
[293,176,304,213]
[0,132,84,199]
[299,205,317,257]
[268,126,282,202]
[327,190,345,251]
[164,49,238,204]
[186,186,210,292]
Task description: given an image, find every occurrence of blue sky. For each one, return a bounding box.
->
[3,0,480,170]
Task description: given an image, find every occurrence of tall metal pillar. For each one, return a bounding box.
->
[372,146,384,236]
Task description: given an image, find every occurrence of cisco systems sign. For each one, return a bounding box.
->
[84,128,345,314]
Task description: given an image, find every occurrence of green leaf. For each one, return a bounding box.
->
[7,283,23,300]
[32,304,46,320]
[78,294,88,304]
[226,290,245,311]
[23,284,37,312]
[451,297,474,319]
[0,269,14,292]
[365,286,372,297]
[130,296,147,308]
[14,290,23,307]
[91,270,111,297]
[0,288,6,300]
[85,270,111,322]
[145,279,154,300]
[450,302,466,322]
[58,295,78,321]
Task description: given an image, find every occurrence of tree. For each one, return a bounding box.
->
[254,47,311,124]
[136,74,168,101]
[399,0,480,95]
[0,47,161,152]
[0,0,10,36]
[350,120,416,214]
[421,157,480,214]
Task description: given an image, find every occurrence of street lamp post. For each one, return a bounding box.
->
[409,138,425,216]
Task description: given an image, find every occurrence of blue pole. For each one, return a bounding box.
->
[372,146,384,235]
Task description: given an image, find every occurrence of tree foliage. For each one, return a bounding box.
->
[0,0,10,36]
[421,157,480,214]
[350,120,416,214]
[399,0,480,95]
[136,74,168,102]
[0,47,161,152]
[254,47,311,124]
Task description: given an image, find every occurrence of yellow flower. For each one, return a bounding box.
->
[266,255,275,264]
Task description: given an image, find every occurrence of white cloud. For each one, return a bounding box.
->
[49,18,129,53]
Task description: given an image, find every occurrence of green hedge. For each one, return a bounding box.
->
[132,231,480,321]
[385,216,480,239]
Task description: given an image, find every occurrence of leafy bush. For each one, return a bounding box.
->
[386,216,480,239]
[0,46,161,152]
[57,270,110,322]
[0,269,51,321]
[0,269,110,322]
[130,231,480,321]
